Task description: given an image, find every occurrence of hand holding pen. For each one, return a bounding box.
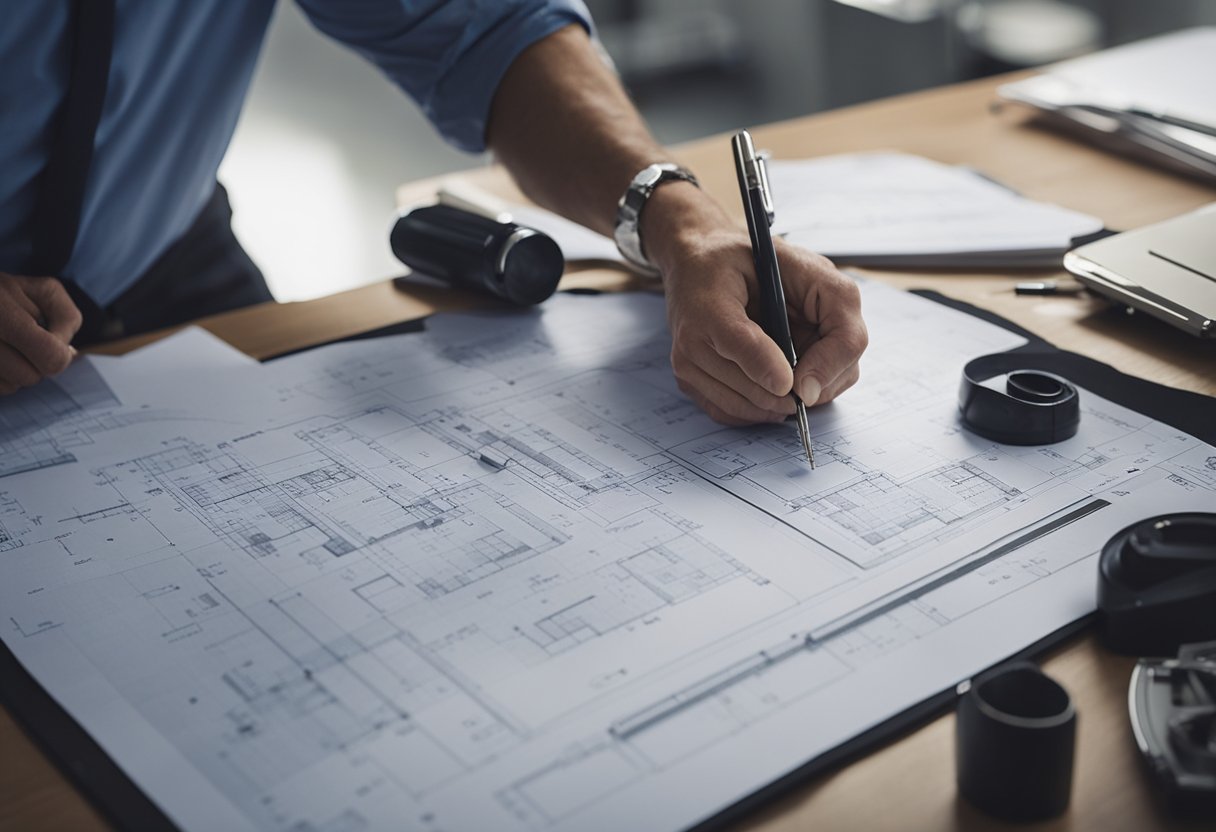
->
[646,141,867,436]
[731,130,817,465]
[648,130,868,467]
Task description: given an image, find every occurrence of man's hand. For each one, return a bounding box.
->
[646,184,868,426]
[0,274,83,395]
[486,25,867,424]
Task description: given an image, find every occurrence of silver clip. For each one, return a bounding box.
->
[756,151,775,226]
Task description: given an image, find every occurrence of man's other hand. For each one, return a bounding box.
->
[646,183,868,426]
[0,274,83,395]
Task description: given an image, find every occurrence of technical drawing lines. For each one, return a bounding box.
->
[516,523,759,656]
[108,443,362,563]
[438,329,552,376]
[521,587,664,656]
[0,359,118,436]
[0,360,122,478]
[795,460,1022,567]
[0,493,31,552]
[1034,446,1111,478]
[387,483,569,600]
[495,741,647,826]
[277,466,357,498]
[416,406,632,511]
[669,432,789,481]
[0,440,75,479]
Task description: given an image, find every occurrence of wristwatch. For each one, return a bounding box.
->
[614,163,700,276]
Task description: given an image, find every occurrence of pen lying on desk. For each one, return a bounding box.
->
[731,129,815,468]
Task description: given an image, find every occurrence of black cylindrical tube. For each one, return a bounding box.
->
[390,204,564,306]
[956,662,1076,821]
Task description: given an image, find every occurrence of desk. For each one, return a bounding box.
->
[2,71,1214,832]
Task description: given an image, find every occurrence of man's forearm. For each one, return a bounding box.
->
[485,24,731,264]
[485,23,867,427]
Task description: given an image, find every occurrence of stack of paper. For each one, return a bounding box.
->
[998,27,1216,183]
[437,153,1102,272]
[768,152,1104,268]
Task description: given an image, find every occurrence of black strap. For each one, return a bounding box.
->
[29,0,117,277]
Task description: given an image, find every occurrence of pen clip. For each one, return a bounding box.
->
[755,151,775,226]
[735,131,776,227]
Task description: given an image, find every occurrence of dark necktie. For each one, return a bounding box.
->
[29,0,117,277]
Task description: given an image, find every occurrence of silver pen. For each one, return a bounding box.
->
[731,130,814,467]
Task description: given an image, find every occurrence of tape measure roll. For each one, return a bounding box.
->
[959,354,1080,445]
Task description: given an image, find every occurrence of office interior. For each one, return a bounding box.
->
[4,1,1215,830]
[224,0,1216,302]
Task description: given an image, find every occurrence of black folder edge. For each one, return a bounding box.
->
[1,288,1213,832]
[827,228,1120,272]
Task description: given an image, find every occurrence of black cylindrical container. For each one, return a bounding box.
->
[1097,512,1216,656]
[956,662,1076,821]
[390,204,564,306]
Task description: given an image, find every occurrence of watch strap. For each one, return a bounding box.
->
[614,163,699,276]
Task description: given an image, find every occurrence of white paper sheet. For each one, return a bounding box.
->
[769,152,1103,265]
[437,153,1103,270]
[2,286,1212,832]
[1014,26,1216,132]
[0,327,270,479]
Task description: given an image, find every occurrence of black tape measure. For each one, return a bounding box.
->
[959,354,1080,445]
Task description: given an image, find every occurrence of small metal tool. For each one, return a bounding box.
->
[1014,280,1085,296]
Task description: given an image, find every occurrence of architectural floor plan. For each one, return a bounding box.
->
[2,284,1213,831]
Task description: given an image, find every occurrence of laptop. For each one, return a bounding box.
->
[1064,203,1216,339]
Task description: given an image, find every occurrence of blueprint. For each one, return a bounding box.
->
[2,283,1214,832]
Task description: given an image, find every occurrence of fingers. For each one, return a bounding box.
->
[662,232,868,425]
[780,247,868,405]
[3,311,75,376]
[27,278,83,342]
[0,275,79,387]
[677,335,795,416]
[664,235,799,423]
[705,316,793,398]
[672,357,790,426]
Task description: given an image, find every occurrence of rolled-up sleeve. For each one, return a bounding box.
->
[295,0,593,152]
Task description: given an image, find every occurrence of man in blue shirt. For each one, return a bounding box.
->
[0,0,867,425]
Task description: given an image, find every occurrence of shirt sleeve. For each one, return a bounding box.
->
[295,0,593,152]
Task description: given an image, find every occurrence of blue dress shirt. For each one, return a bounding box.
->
[0,0,590,305]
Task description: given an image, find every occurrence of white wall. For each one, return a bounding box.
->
[220,2,483,302]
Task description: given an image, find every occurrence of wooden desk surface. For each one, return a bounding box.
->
[3,71,1214,832]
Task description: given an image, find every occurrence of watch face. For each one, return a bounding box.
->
[639,165,666,188]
